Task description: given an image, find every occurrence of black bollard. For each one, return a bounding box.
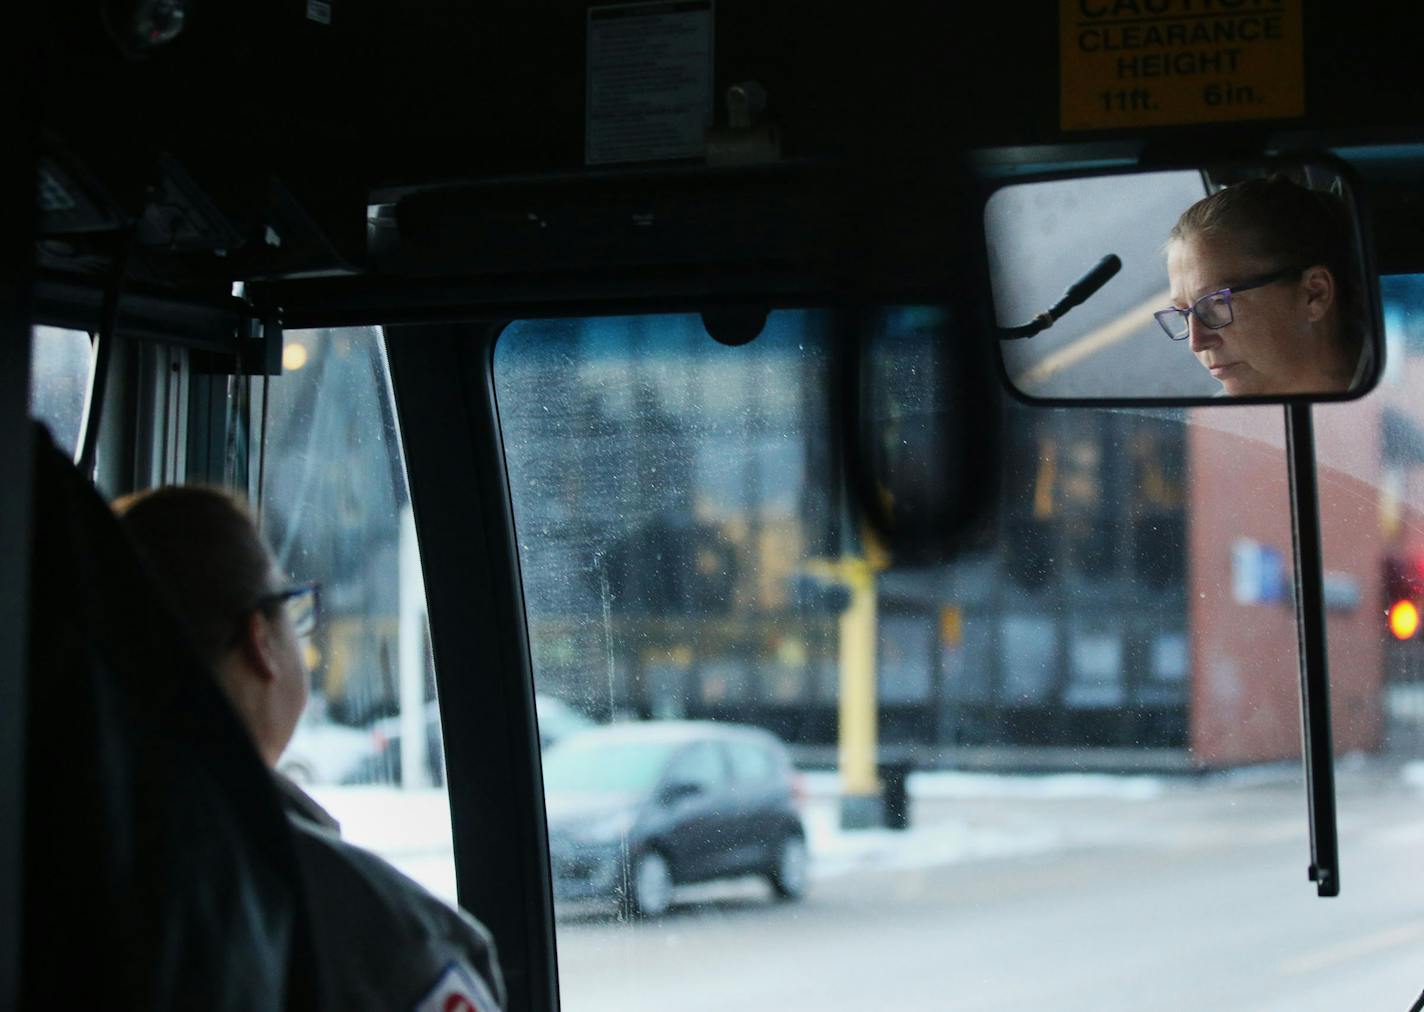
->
[879,762,911,831]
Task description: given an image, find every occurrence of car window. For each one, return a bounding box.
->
[28,326,93,454]
[664,741,727,792]
[493,306,1423,1009]
[728,741,776,784]
[542,738,677,794]
[252,326,456,903]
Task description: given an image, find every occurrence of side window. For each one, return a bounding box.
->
[253,326,455,902]
[28,326,93,454]
[728,742,775,784]
[664,742,727,793]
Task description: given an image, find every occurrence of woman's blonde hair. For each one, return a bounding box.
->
[1170,174,1364,358]
[114,486,278,670]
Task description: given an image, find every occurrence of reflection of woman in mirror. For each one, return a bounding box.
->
[1157,176,1365,396]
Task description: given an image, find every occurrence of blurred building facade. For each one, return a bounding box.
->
[260,282,1424,770]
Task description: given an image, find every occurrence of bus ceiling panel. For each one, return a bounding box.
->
[289,5,1424,168]
[30,273,246,355]
[250,273,847,332]
[382,169,851,278]
[36,4,1424,197]
[37,140,366,289]
[40,0,357,166]
[38,1,367,283]
[33,5,1424,303]
[249,265,985,332]
[36,3,844,195]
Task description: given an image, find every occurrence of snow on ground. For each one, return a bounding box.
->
[308,785,459,903]
[798,770,1166,879]
[1402,761,1424,792]
[802,802,1064,880]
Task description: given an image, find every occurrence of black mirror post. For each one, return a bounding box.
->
[1286,403,1340,898]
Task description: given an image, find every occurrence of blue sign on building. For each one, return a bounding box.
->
[1231,539,1287,606]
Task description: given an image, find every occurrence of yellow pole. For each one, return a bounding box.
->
[837,557,879,815]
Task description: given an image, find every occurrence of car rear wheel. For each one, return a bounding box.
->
[769,834,808,900]
[631,850,674,918]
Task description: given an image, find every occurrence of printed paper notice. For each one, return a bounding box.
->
[1060,0,1304,132]
[587,1,714,165]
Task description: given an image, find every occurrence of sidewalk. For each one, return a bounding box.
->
[799,769,1166,881]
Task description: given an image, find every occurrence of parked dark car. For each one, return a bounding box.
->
[542,720,808,917]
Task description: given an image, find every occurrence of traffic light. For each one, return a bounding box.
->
[1389,599,1420,641]
[1384,555,1424,641]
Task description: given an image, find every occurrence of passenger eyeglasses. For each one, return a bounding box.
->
[254,582,322,638]
[1153,266,1304,341]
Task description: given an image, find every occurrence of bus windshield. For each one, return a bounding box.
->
[487,287,1424,1009]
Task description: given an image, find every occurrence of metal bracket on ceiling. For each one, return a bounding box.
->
[706,81,782,167]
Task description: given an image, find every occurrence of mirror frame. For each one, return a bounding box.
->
[979,152,1386,408]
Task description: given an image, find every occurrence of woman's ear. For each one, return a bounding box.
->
[1301,265,1336,322]
[235,609,281,685]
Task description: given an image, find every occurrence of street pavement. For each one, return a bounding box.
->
[552,760,1424,1012]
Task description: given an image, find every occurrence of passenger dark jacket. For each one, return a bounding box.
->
[278,776,506,1011]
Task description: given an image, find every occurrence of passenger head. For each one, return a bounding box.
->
[1163,175,1362,396]
[114,486,310,766]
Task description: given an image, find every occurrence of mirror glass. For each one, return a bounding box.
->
[986,160,1380,403]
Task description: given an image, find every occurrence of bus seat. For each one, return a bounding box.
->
[20,423,320,1011]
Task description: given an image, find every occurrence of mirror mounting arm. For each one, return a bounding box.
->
[996,254,1122,341]
[997,312,1055,341]
[1286,403,1341,898]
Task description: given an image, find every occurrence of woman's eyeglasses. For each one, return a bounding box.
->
[1154,266,1304,341]
[253,582,322,638]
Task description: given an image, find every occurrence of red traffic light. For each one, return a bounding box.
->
[1389,599,1420,641]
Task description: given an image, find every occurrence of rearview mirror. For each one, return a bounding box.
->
[985,157,1382,404]
[848,305,1001,568]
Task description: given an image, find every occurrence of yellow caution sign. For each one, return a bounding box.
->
[1061,0,1303,132]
